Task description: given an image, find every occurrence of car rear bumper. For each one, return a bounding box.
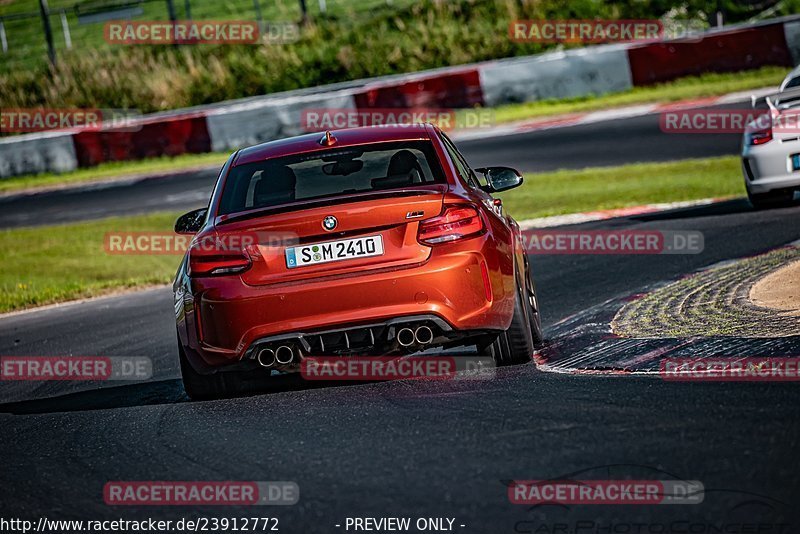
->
[177,235,516,371]
[742,140,800,194]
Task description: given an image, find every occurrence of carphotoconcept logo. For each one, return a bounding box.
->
[506,465,791,533]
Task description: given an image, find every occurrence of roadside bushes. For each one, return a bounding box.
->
[1,0,715,112]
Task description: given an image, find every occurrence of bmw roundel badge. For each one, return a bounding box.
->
[322,215,338,231]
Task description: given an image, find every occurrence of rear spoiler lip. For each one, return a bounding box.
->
[215,185,448,226]
[751,86,800,110]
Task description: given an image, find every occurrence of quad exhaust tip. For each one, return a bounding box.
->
[397,327,416,347]
[398,325,434,347]
[257,348,276,368]
[275,345,295,365]
[259,324,434,362]
[257,345,295,367]
[414,325,434,345]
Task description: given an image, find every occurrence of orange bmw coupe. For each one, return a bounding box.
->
[174,124,542,399]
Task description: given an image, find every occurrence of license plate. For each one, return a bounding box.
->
[285,235,384,269]
[792,154,800,171]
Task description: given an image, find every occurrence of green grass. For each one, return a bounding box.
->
[0,211,182,312]
[6,0,754,113]
[0,152,228,194]
[0,155,745,313]
[493,66,786,124]
[0,0,417,73]
[2,0,797,113]
[0,0,557,108]
[498,155,744,220]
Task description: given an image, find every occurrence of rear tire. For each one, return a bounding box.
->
[178,341,245,400]
[748,188,795,209]
[490,285,534,366]
[523,258,544,348]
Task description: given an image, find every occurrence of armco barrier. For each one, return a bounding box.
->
[1,15,798,179]
[206,91,356,153]
[353,68,484,109]
[479,44,632,107]
[72,113,211,167]
[627,24,795,85]
[0,132,78,178]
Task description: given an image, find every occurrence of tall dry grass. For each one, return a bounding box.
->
[0,0,704,112]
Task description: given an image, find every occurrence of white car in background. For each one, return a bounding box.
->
[741,67,800,209]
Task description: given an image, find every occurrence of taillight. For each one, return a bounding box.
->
[747,112,773,146]
[417,205,485,245]
[748,127,773,145]
[188,235,252,277]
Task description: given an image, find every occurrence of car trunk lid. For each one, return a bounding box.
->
[214,186,446,286]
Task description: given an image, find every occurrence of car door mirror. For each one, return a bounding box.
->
[175,208,208,234]
[475,167,524,193]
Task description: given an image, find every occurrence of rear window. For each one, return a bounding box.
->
[218,141,445,216]
[784,76,800,90]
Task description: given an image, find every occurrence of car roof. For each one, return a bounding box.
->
[233,124,435,166]
[780,65,800,91]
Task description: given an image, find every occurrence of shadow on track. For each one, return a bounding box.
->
[0,379,188,415]
[631,198,799,223]
[0,374,392,415]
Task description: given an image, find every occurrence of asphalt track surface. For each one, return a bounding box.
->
[2,200,800,529]
[0,104,744,228]
[1,104,800,530]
